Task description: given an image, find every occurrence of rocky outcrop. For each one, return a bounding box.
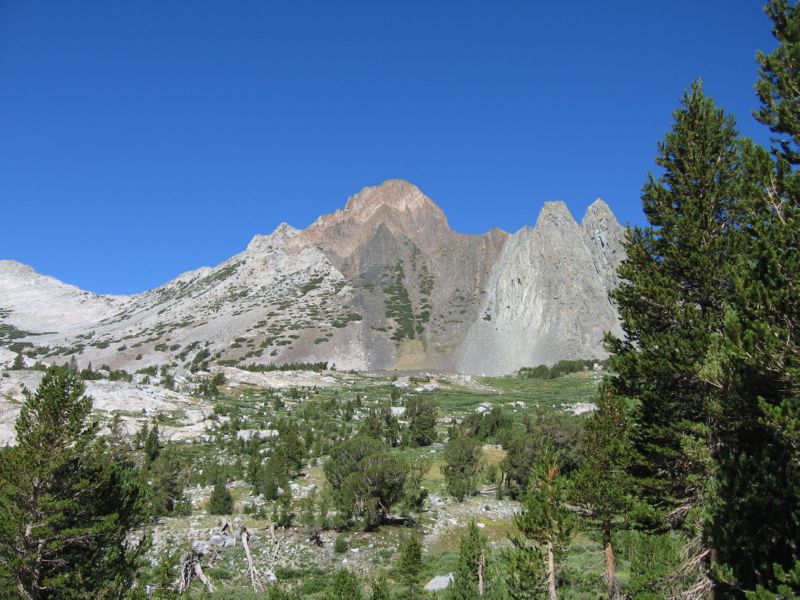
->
[581,199,626,291]
[455,201,622,375]
[0,181,625,375]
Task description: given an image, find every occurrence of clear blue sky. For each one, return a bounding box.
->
[0,1,778,294]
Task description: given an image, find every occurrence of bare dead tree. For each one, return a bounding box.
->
[240,526,265,593]
[175,549,215,594]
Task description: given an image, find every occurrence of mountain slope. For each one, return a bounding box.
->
[0,180,625,374]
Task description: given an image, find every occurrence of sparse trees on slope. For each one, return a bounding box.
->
[0,365,145,599]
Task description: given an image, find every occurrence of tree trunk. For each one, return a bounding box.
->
[193,561,215,593]
[547,540,558,600]
[604,541,621,600]
[478,549,485,596]
[241,526,264,593]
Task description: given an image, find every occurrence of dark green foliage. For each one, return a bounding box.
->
[299,490,317,533]
[513,448,572,598]
[207,481,234,515]
[0,322,35,344]
[240,361,328,373]
[703,2,800,593]
[147,444,190,517]
[609,79,745,520]
[108,368,132,382]
[369,574,391,600]
[359,406,401,446]
[518,358,605,380]
[621,530,683,600]
[12,353,24,370]
[323,436,384,490]
[397,533,423,598]
[0,365,146,598]
[79,362,102,381]
[144,423,161,463]
[326,568,363,600]
[147,551,180,599]
[572,380,631,544]
[384,262,417,341]
[501,414,581,498]
[442,435,482,501]
[334,534,348,554]
[458,406,510,443]
[404,396,437,447]
[604,9,800,594]
[272,489,295,528]
[746,560,800,599]
[189,348,211,372]
[755,0,800,165]
[323,436,413,529]
[448,522,489,600]
[572,380,631,599]
[501,540,546,600]
[197,372,226,397]
[266,585,296,600]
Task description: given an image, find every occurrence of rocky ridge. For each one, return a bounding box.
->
[0,180,625,375]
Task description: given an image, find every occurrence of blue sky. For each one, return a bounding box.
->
[0,1,778,294]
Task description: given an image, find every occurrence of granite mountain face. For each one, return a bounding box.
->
[0,180,624,375]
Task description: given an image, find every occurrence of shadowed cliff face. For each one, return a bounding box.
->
[0,180,625,374]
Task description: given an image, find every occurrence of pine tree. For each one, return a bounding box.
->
[147,444,189,517]
[448,522,489,599]
[397,532,423,599]
[704,1,800,593]
[12,353,24,370]
[608,80,749,527]
[0,365,146,598]
[513,448,572,600]
[501,539,546,600]
[572,380,631,600]
[326,568,363,600]
[207,480,234,515]
[405,396,437,447]
[144,422,160,463]
[442,435,482,501]
[369,574,391,600]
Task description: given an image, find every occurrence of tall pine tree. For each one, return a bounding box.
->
[0,365,146,599]
[572,380,631,600]
[705,1,800,593]
[607,79,754,596]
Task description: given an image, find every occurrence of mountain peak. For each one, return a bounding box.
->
[535,201,577,228]
[582,198,617,225]
[0,260,34,276]
[246,223,299,254]
[340,179,448,225]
